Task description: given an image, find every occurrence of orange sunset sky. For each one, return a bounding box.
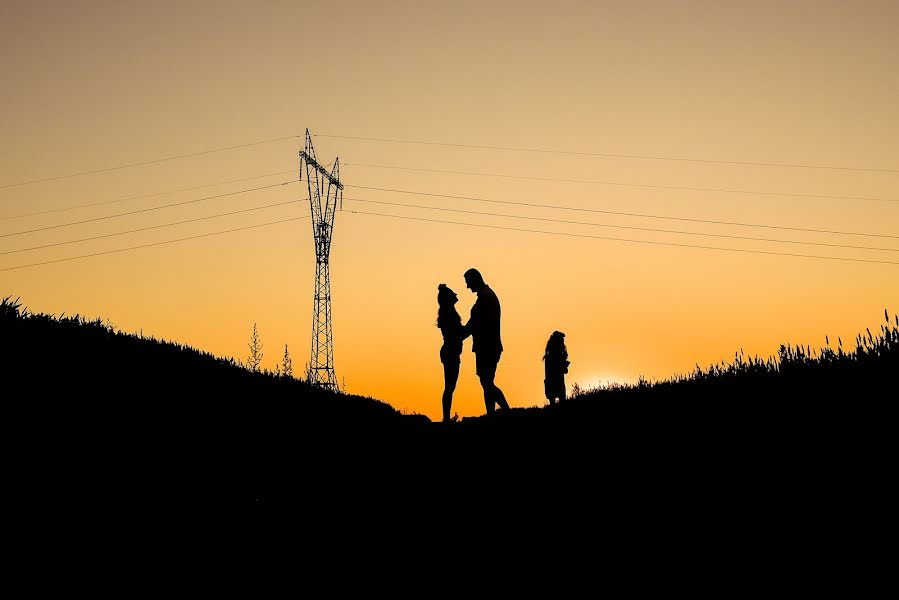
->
[2,1,897,420]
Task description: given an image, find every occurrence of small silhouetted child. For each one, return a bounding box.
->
[543,330,569,405]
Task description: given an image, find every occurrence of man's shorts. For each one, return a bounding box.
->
[475,350,502,379]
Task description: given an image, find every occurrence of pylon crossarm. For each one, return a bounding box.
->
[299,150,344,190]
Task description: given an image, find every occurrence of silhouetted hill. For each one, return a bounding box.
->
[3,296,894,545]
[1,297,428,525]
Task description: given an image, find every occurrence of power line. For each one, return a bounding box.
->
[343,210,899,266]
[344,162,899,204]
[4,128,894,202]
[0,216,307,273]
[0,181,296,238]
[1,200,302,256]
[343,196,899,253]
[346,184,899,240]
[0,135,301,190]
[1,169,296,221]
[8,172,892,246]
[5,198,893,273]
[320,134,899,174]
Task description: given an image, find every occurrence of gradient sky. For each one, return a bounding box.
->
[2,0,897,420]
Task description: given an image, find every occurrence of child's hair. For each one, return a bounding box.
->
[543,330,567,359]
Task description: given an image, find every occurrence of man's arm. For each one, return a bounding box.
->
[460,317,472,341]
[461,301,478,341]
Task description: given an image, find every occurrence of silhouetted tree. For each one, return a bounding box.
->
[247,322,263,373]
[282,344,293,378]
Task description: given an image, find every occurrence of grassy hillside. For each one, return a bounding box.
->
[3,296,894,542]
[1,296,424,523]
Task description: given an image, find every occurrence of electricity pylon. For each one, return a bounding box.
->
[299,129,342,391]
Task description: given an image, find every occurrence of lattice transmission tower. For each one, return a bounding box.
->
[299,129,343,391]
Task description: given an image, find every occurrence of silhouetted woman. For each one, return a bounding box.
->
[543,330,569,405]
[437,283,464,422]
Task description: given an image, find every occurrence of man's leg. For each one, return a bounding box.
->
[480,375,494,415]
[482,379,508,411]
[479,372,501,413]
[477,352,509,414]
[491,352,509,410]
[494,382,509,410]
[477,352,497,414]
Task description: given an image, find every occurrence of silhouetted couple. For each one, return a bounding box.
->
[437,268,509,422]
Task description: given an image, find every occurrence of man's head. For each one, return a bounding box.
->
[464,268,486,293]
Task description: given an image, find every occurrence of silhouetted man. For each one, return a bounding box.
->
[461,268,510,415]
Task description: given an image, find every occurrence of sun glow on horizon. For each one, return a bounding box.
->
[571,374,636,393]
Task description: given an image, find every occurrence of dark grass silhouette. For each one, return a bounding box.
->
[1,296,430,530]
[2,296,894,545]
